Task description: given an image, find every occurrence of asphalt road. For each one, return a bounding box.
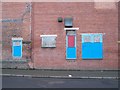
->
[2,76,119,88]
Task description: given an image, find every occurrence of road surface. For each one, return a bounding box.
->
[2,76,119,88]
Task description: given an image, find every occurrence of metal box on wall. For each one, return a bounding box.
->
[64,17,73,27]
[12,37,23,58]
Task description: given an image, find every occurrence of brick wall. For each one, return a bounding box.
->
[118,2,120,69]
[2,2,119,70]
[32,2,118,70]
[2,2,31,68]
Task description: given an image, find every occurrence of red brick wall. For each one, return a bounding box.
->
[2,2,31,61]
[118,2,120,70]
[2,2,118,70]
[32,2,118,70]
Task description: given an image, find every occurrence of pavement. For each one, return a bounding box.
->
[1,69,119,79]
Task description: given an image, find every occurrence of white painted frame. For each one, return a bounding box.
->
[40,35,57,37]
[64,28,79,31]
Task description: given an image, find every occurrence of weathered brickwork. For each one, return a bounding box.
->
[2,2,31,68]
[2,2,119,70]
[32,2,118,70]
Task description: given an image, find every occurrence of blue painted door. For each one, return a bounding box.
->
[12,40,22,58]
[81,34,103,59]
[66,47,76,59]
[66,31,76,59]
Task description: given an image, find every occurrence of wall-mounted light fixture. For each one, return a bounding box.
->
[58,17,63,22]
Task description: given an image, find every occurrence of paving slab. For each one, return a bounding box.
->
[1,69,119,79]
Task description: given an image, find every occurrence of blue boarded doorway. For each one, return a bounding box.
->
[12,38,23,58]
[66,30,77,60]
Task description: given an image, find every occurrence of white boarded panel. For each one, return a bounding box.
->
[41,35,57,48]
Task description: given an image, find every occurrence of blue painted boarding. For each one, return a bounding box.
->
[66,47,76,59]
[82,42,103,59]
[13,46,22,57]
[12,40,22,58]
[81,33,103,59]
